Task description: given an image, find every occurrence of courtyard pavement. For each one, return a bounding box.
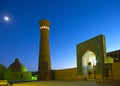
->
[13,80,97,86]
[97,79,120,86]
[12,79,120,86]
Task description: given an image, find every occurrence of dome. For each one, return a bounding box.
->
[8,58,27,72]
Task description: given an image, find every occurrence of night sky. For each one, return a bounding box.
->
[0,0,120,71]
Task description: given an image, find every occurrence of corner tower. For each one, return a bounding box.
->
[38,19,51,80]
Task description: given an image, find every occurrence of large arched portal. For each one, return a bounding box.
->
[77,34,107,79]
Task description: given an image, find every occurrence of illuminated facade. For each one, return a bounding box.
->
[77,34,106,79]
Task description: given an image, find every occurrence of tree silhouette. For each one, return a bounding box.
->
[0,64,6,79]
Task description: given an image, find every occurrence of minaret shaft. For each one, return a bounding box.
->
[38,20,51,80]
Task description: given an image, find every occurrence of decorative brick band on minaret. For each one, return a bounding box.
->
[38,19,51,80]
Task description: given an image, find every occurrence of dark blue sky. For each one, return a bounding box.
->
[0,0,120,71]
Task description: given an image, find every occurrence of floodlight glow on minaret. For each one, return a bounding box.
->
[38,19,51,80]
[40,26,50,30]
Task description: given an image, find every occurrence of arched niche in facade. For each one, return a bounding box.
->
[82,50,96,68]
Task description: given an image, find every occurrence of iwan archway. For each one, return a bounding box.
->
[82,50,96,79]
[77,34,107,79]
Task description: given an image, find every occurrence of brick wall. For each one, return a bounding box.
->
[112,62,120,80]
[53,68,78,80]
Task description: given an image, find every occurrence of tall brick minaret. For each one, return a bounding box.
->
[38,19,51,80]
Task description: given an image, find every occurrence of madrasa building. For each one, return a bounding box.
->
[38,19,120,80]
